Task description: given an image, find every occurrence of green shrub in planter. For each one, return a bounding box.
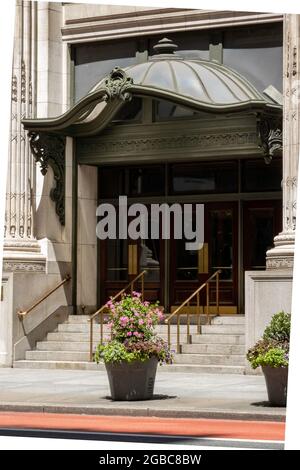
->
[94,292,174,400]
[263,311,290,343]
[247,311,291,407]
[247,311,290,369]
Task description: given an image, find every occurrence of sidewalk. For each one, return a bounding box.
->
[0,368,286,421]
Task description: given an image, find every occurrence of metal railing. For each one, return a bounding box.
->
[89,270,147,361]
[165,270,221,353]
[17,274,71,320]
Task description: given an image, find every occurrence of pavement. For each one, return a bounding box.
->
[0,368,286,422]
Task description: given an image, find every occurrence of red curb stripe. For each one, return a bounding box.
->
[0,412,285,441]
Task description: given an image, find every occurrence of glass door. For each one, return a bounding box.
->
[169,202,238,311]
[99,210,164,306]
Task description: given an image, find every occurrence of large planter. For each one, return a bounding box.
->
[262,365,288,407]
[105,357,158,401]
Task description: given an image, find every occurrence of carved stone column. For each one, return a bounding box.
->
[266,14,300,270]
[3,0,45,272]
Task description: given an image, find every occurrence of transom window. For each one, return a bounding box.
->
[99,159,282,199]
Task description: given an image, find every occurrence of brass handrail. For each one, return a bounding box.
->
[165,270,221,353]
[17,274,71,320]
[89,270,147,361]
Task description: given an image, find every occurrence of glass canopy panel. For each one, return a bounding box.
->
[142,61,176,91]
[126,62,153,85]
[113,97,142,122]
[171,61,211,102]
[190,62,240,104]
[155,99,196,120]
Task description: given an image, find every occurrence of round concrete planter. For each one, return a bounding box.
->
[262,365,288,407]
[105,357,158,401]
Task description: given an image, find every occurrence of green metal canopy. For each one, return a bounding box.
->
[23,37,281,137]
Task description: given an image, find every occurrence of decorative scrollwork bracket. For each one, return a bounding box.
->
[258,117,283,164]
[103,67,133,102]
[29,132,66,225]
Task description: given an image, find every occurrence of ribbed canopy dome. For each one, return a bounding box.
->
[23,37,281,139]
[92,37,266,107]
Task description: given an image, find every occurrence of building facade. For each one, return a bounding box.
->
[0,2,298,372]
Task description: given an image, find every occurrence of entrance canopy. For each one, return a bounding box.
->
[23,37,282,137]
[22,38,283,225]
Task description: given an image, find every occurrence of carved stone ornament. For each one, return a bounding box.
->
[258,117,283,164]
[102,67,133,102]
[29,132,66,225]
[3,261,46,273]
[266,257,294,270]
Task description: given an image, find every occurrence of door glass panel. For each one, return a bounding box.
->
[106,239,128,281]
[245,208,275,268]
[139,239,160,282]
[175,239,198,281]
[210,209,233,280]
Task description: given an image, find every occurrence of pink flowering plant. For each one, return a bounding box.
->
[94,292,173,365]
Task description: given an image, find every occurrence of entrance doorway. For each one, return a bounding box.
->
[97,159,282,313]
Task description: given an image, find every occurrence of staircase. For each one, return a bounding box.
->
[14,314,246,374]
[170,315,245,374]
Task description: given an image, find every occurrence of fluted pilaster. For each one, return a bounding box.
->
[266,14,300,270]
[4,0,45,272]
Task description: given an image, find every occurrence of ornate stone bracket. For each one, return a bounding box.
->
[29,132,66,225]
[102,67,133,102]
[258,117,283,164]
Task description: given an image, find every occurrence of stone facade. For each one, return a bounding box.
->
[1,3,298,368]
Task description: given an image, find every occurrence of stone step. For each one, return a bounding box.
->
[14,360,101,370]
[25,350,90,362]
[57,323,114,333]
[211,316,245,325]
[162,364,245,374]
[181,343,244,355]
[165,315,215,325]
[13,361,245,374]
[174,353,245,366]
[37,341,93,352]
[67,315,91,323]
[36,340,177,352]
[200,324,245,335]
[60,314,245,326]
[156,325,199,333]
[57,322,199,334]
[192,333,245,345]
[46,332,178,342]
[67,316,210,327]
[47,332,110,342]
